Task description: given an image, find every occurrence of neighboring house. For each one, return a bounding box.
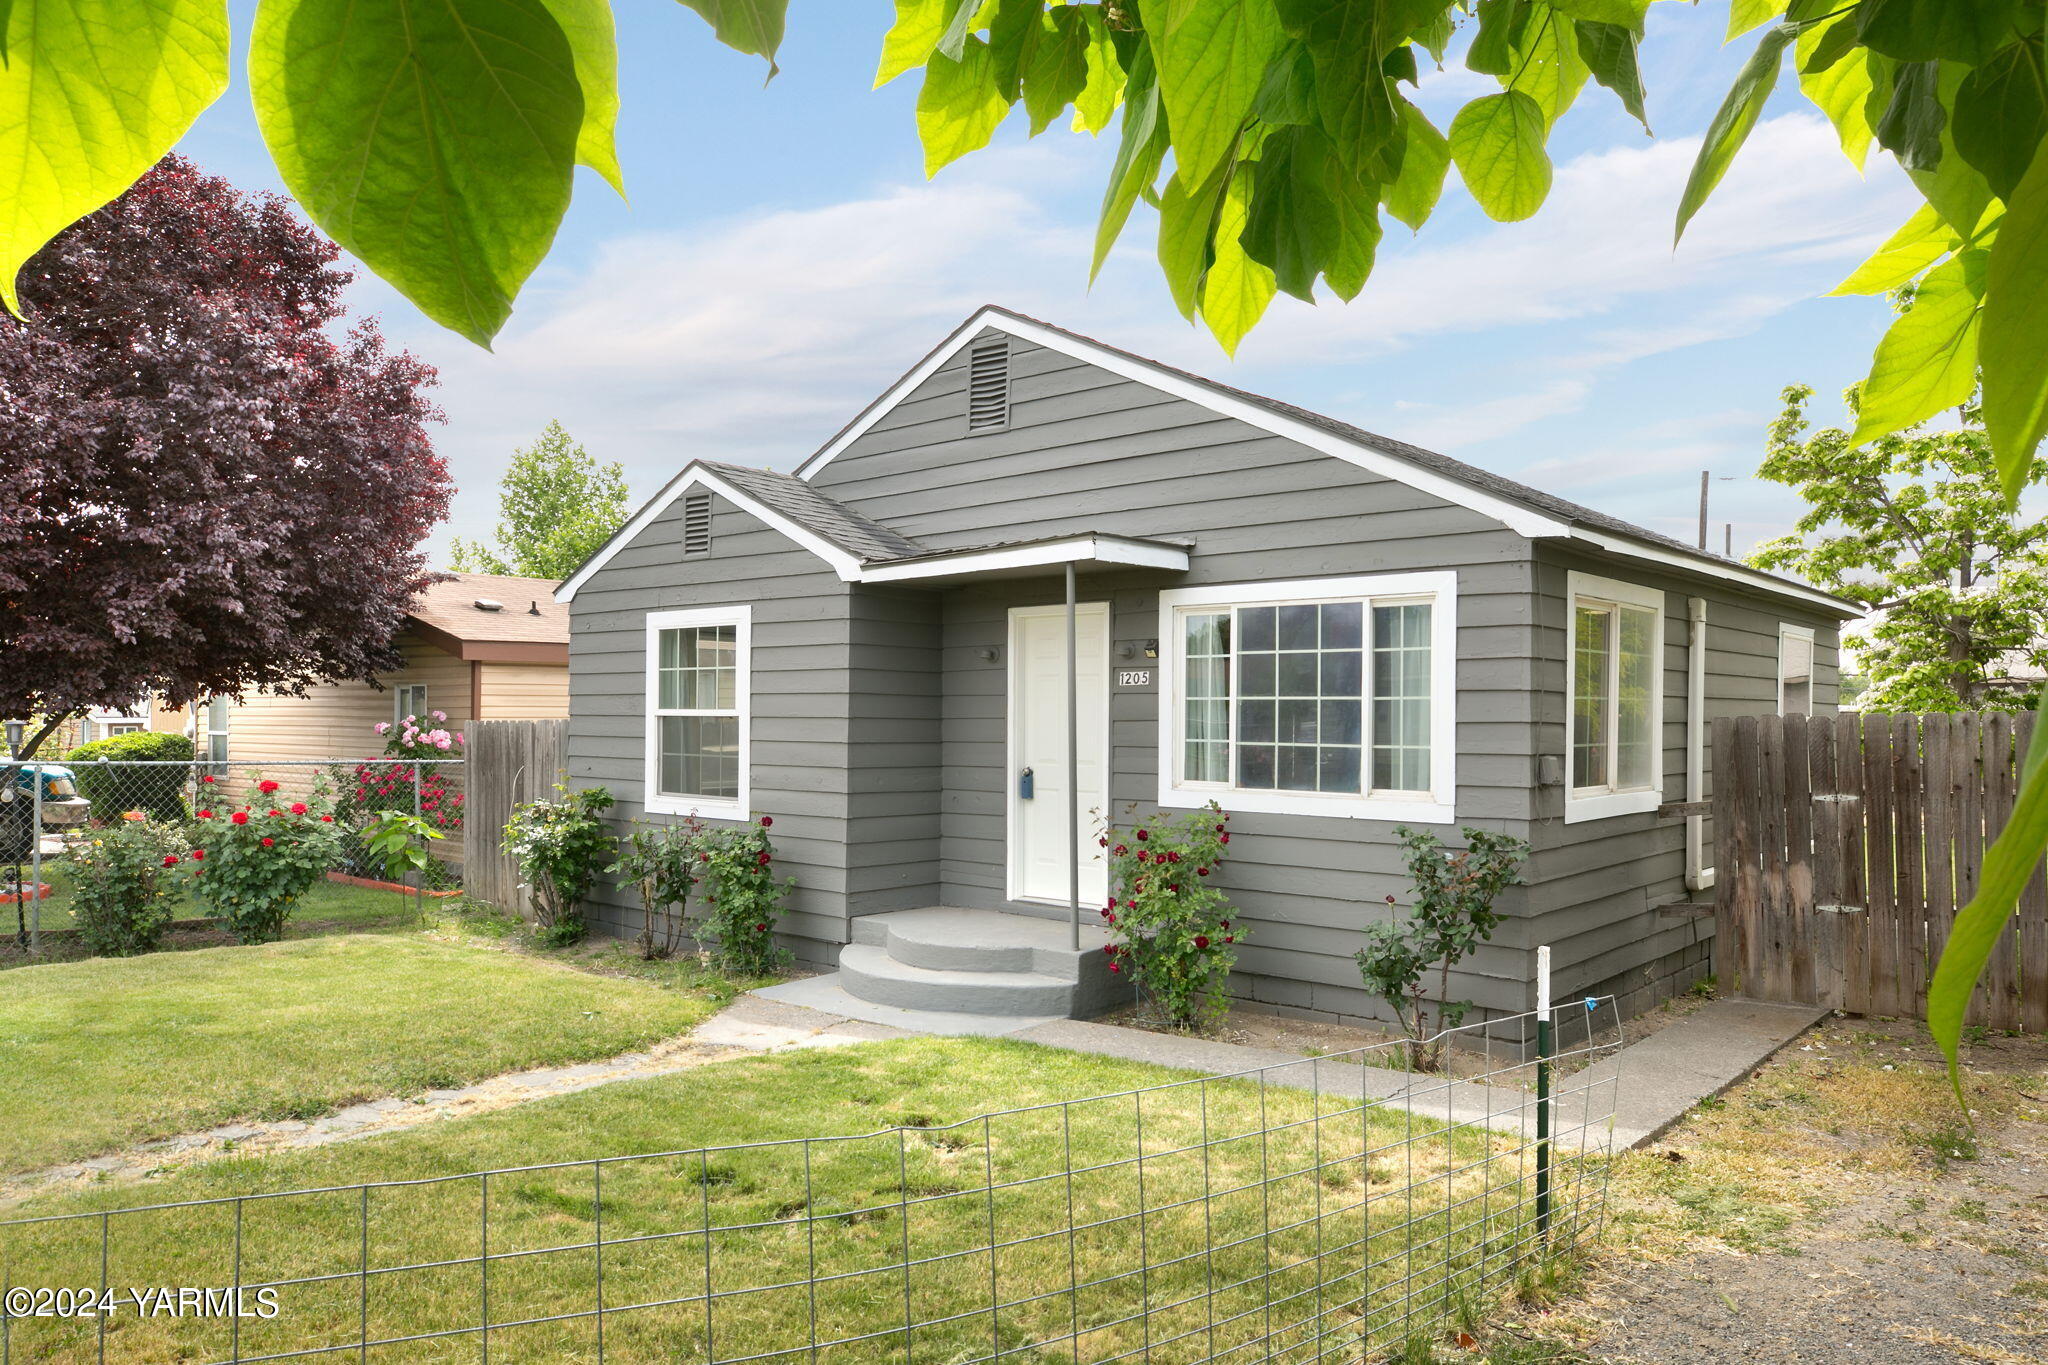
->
[153,572,570,762]
[557,308,1858,1032]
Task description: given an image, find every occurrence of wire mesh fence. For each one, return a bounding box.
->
[0,759,465,956]
[0,1000,1620,1363]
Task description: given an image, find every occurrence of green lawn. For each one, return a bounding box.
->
[1,1039,1594,1365]
[0,935,733,1173]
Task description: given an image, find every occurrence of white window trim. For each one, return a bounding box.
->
[643,605,752,821]
[1564,571,1666,824]
[1155,572,1458,823]
[1778,623,1816,716]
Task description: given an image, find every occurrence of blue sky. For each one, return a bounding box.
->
[182,3,1921,563]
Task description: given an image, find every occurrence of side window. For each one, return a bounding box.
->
[1565,572,1665,823]
[645,606,751,819]
[1779,625,1815,717]
[393,684,429,727]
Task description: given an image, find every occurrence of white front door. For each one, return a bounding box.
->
[1009,602,1111,907]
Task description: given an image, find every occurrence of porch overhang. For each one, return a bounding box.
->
[857,533,1191,586]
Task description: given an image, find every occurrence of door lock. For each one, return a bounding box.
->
[1018,767,1034,800]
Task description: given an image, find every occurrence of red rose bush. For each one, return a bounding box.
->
[189,774,343,943]
[1099,801,1240,1031]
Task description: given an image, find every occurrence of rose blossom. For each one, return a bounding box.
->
[230,812,248,825]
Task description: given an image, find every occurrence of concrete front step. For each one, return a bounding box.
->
[838,945,1073,1016]
[839,907,1129,1019]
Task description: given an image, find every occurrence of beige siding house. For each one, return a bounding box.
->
[155,573,569,761]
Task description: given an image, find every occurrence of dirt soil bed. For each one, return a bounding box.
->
[1461,1015,2048,1364]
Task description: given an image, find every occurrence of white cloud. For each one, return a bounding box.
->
[1391,380,1593,450]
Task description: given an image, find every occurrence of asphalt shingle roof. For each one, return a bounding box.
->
[703,461,926,563]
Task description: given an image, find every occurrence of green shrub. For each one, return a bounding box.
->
[188,773,344,943]
[65,731,195,822]
[66,815,187,956]
[503,786,616,946]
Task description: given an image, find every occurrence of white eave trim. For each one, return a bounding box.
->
[1561,531,1862,618]
[793,308,1570,539]
[857,534,1190,584]
[556,464,864,601]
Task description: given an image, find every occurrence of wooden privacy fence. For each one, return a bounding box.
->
[462,718,567,917]
[1713,712,2047,1031]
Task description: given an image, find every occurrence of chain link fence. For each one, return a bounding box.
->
[0,1000,1619,1363]
[0,759,465,957]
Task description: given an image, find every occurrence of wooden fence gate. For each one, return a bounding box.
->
[462,718,567,918]
[1712,712,2047,1031]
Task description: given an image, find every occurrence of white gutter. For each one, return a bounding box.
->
[1685,596,1714,893]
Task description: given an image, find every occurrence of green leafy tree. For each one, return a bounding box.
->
[9,0,2048,1086]
[1752,384,2048,714]
[450,420,628,579]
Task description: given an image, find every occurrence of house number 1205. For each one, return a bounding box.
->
[1117,669,1153,687]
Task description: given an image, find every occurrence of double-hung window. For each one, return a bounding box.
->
[645,606,750,819]
[1159,573,1456,822]
[393,684,429,727]
[1565,572,1664,822]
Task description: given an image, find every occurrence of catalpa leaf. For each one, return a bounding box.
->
[1953,38,2048,202]
[1197,160,1275,355]
[1928,691,2048,1099]
[1796,12,1874,169]
[1849,248,1987,449]
[916,34,1008,176]
[1384,97,1450,230]
[1071,4,1122,134]
[677,0,786,75]
[1830,204,1959,296]
[1547,0,1647,27]
[1508,7,1590,128]
[1874,60,1945,173]
[1576,21,1648,129]
[1856,0,2029,67]
[552,0,624,194]
[1021,5,1090,135]
[1725,0,1783,41]
[1092,45,1166,278]
[1242,126,1335,302]
[1158,158,1228,317]
[0,0,229,315]
[1141,0,1284,190]
[1449,90,1551,222]
[877,0,959,88]
[249,0,584,347]
[1676,21,1794,244]
[1982,147,2048,502]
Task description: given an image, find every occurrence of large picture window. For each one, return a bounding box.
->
[1158,573,1457,822]
[1565,572,1664,823]
[644,606,750,818]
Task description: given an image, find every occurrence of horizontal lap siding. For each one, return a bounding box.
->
[1524,545,1841,1007]
[568,494,853,959]
[813,332,1543,1024]
[847,588,944,911]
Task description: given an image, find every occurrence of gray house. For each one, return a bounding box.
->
[557,307,1857,1032]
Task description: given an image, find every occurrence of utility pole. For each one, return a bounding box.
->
[1698,471,1710,550]
[1724,523,1733,557]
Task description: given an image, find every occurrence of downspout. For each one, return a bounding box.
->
[1066,561,1081,950]
[1685,596,1714,893]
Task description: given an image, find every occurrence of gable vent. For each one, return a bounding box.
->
[682,492,712,555]
[967,340,1010,431]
